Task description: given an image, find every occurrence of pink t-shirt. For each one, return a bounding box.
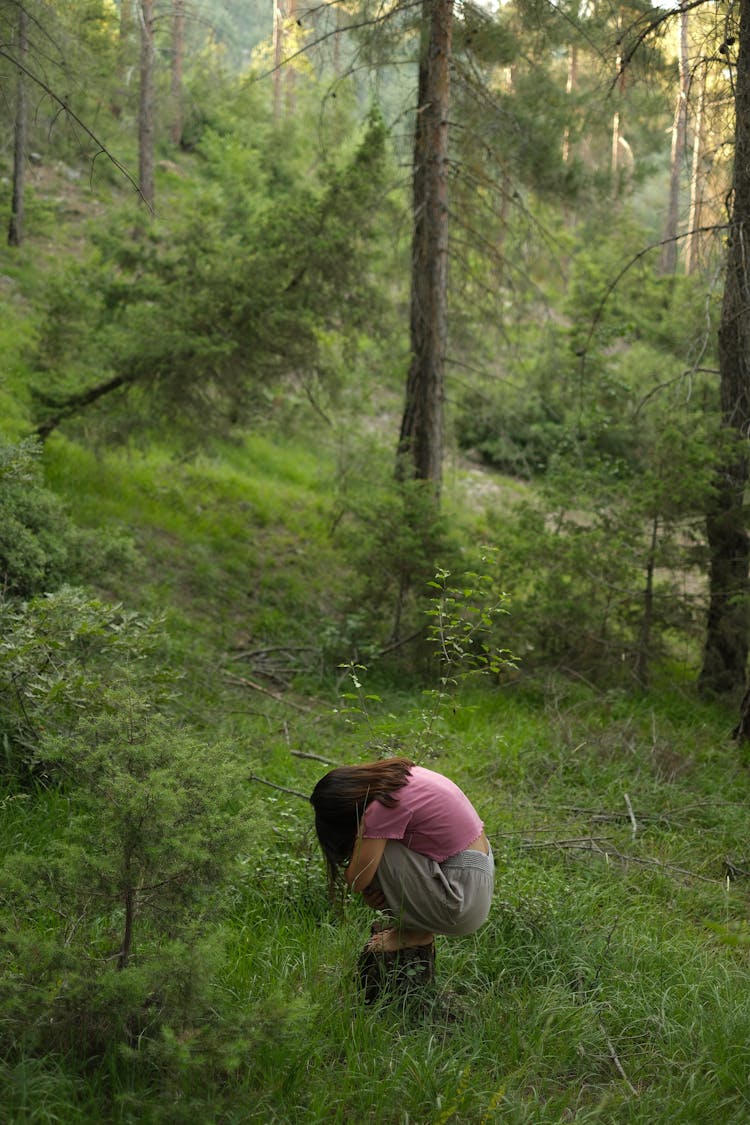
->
[362,766,483,862]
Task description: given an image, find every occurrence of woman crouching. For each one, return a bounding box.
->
[310,757,493,957]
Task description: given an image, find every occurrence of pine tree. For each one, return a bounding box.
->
[699,0,750,696]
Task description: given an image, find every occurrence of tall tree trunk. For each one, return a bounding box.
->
[333,2,342,77]
[699,0,750,696]
[138,0,156,210]
[562,44,577,165]
[685,61,706,275]
[611,108,621,182]
[273,0,285,122]
[8,4,28,248]
[634,515,659,690]
[660,6,689,275]
[285,0,297,115]
[171,0,185,145]
[396,0,453,492]
[121,0,133,38]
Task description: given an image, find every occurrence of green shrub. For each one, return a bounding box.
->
[0,587,165,778]
[0,700,250,1058]
[0,438,137,598]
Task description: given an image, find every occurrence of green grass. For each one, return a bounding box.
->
[9,669,750,1122]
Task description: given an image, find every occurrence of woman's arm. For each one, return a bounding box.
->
[344,835,387,892]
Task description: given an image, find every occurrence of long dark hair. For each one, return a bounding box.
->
[310,757,413,886]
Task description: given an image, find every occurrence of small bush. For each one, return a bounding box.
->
[0,700,250,1058]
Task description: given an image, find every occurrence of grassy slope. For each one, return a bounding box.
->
[3,167,750,1125]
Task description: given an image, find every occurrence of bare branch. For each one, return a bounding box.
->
[0,46,147,208]
[248,773,310,801]
[224,672,321,715]
[578,223,730,379]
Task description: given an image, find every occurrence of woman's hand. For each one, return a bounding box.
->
[360,884,387,910]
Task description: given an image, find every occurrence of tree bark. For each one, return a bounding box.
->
[699,0,750,696]
[285,0,297,115]
[634,515,659,690]
[333,2,342,77]
[171,0,185,146]
[660,6,689,275]
[562,44,577,165]
[396,0,453,492]
[8,4,28,248]
[138,0,156,210]
[121,0,133,39]
[35,371,136,440]
[273,0,285,122]
[685,61,706,276]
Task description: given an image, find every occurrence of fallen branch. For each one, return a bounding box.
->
[532,803,638,819]
[624,792,638,840]
[228,644,316,661]
[724,857,750,880]
[224,673,320,714]
[248,774,310,801]
[290,750,337,765]
[520,837,717,884]
[599,1022,639,1097]
[521,836,616,849]
[531,800,731,825]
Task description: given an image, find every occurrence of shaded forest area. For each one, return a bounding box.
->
[3,1,750,1121]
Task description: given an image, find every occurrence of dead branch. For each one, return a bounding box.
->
[577,223,730,381]
[599,1022,639,1097]
[521,836,717,883]
[724,857,750,880]
[0,48,146,207]
[248,773,310,801]
[228,645,316,661]
[290,750,337,765]
[521,836,617,849]
[624,793,638,840]
[377,626,426,657]
[531,802,702,824]
[223,673,320,714]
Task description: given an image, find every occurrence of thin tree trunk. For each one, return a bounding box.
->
[611,14,629,194]
[396,0,453,491]
[138,0,156,210]
[171,0,185,145]
[562,44,577,165]
[273,0,285,121]
[685,61,706,275]
[8,5,28,248]
[285,0,297,115]
[333,3,341,77]
[611,109,621,181]
[699,0,750,696]
[118,883,136,970]
[611,37,623,187]
[634,515,659,690]
[121,0,133,38]
[660,6,689,274]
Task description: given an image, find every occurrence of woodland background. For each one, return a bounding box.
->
[3,0,750,1121]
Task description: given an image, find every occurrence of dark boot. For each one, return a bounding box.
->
[357,940,436,1005]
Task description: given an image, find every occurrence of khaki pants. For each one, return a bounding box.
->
[371,841,494,936]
